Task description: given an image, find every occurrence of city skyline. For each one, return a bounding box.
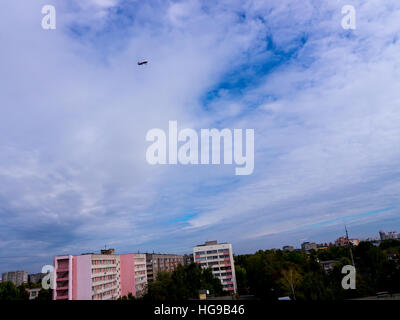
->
[1,227,397,274]
[1,1,400,274]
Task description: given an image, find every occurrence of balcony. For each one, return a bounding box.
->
[56,280,68,288]
[56,286,68,291]
[92,264,116,269]
[91,270,117,278]
[92,279,117,287]
[92,284,118,296]
[56,276,69,282]
[135,265,146,269]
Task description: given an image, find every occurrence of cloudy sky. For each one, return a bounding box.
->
[1,0,400,273]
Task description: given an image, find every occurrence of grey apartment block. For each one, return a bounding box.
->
[145,253,184,282]
[2,270,28,286]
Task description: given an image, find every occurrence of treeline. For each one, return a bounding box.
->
[235,240,400,300]
[141,263,225,300]
[0,281,52,300]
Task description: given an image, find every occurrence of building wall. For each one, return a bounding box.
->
[28,273,45,284]
[1,271,28,286]
[120,254,136,298]
[73,255,92,300]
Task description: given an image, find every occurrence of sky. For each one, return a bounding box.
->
[1,0,400,273]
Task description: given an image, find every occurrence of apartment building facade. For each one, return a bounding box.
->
[301,241,317,252]
[183,253,194,265]
[193,241,237,294]
[133,253,147,297]
[53,250,147,300]
[2,270,28,286]
[146,253,184,282]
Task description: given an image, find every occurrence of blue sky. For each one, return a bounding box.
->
[1,0,400,273]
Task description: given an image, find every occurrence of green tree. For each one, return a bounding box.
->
[278,267,302,300]
[143,263,224,301]
[235,265,248,295]
[37,289,53,300]
[0,281,29,300]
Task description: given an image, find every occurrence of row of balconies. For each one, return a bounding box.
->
[91,264,116,269]
[195,251,229,257]
[135,277,147,284]
[92,284,118,295]
[56,285,68,291]
[92,278,117,287]
[91,270,117,278]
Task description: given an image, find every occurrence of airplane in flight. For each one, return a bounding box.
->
[137,61,148,65]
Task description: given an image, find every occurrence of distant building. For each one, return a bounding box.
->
[145,253,184,282]
[386,253,400,270]
[388,231,399,240]
[183,253,194,265]
[379,231,388,241]
[282,246,295,252]
[379,231,399,241]
[27,288,41,300]
[53,249,148,300]
[319,260,339,274]
[317,243,329,250]
[2,271,28,286]
[349,239,360,246]
[193,240,237,294]
[29,273,46,284]
[301,242,317,252]
[335,236,347,246]
[335,236,359,246]
[363,237,380,246]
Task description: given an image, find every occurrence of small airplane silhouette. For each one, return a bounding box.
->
[137,61,148,65]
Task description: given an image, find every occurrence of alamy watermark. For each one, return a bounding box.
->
[41,265,54,290]
[341,5,356,30]
[41,5,56,30]
[341,265,356,289]
[145,121,254,175]
[40,5,354,31]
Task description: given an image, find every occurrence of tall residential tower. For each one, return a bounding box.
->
[193,241,237,294]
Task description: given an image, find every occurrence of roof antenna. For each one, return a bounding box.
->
[345,225,355,267]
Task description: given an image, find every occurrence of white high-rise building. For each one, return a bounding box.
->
[193,241,237,294]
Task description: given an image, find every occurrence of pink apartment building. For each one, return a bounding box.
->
[53,250,147,300]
